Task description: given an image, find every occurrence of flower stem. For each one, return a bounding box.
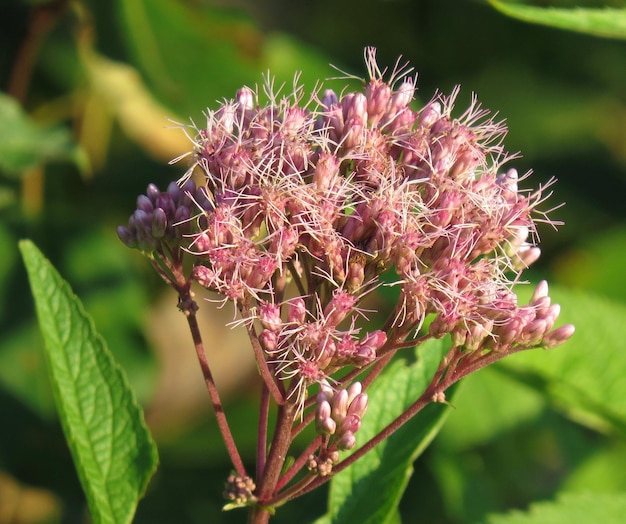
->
[256,402,296,504]
[257,384,270,480]
[185,304,246,477]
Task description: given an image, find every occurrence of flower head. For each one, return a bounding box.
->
[119,46,573,417]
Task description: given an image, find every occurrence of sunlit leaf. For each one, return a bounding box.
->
[19,240,158,524]
[436,365,545,451]
[501,286,626,436]
[485,492,626,524]
[488,1,626,40]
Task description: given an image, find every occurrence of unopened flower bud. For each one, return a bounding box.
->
[237,87,255,110]
[331,389,349,422]
[146,183,160,202]
[136,194,154,213]
[346,382,362,405]
[192,265,215,289]
[387,79,415,115]
[347,393,368,419]
[365,81,391,124]
[336,431,356,451]
[418,101,441,128]
[116,226,137,248]
[151,208,168,238]
[259,329,278,353]
[315,400,336,435]
[322,89,339,108]
[288,297,307,324]
[356,330,387,364]
[542,324,575,349]
[531,280,550,305]
[258,301,282,332]
[513,245,541,270]
[324,290,358,328]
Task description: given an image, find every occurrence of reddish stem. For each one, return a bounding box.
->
[256,384,270,481]
[185,308,247,477]
[245,321,286,405]
[275,436,322,492]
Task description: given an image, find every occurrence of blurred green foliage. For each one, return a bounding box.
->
[1,0,626,523]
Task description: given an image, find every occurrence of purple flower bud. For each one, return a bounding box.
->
[322,89,339,108]
[167,181,183,202]
[136,194,154,213]
[116,226,137,248]
[132,209,152,230]
[388,79,415,115]
[514,245,541,270]
[543,304,561,332]
[146,183,160,203]
[180,178,196,196]
[338,413,362,435]
[356,330,387,364]
[522,318,548,345]
[156,193,176,218]
[136,229,158,252]
[151,207,168,238]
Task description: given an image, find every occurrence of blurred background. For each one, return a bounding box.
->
[1,0,625,523]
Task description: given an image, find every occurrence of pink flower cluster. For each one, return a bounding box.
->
[118,49,574,472]
[177,48,572,406]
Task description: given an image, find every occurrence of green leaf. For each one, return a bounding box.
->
[19,240,158,524]
[0,93,88,176]
[563,439,626,494]
[321,338,454,524]
[484,492,626,524]
[502,286,626,436]
[487,1,626,40]
[436,365,545,451]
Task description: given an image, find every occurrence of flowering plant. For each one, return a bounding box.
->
[114,48,574,522]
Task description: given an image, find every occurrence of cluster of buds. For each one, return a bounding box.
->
[315,380,369,452]
[118,48,574,511]
[223,475,256,507]
[117,180,208,252]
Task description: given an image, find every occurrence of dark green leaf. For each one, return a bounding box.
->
[0,93,88,176]
[19,240,158,524]
[488,1,626,40]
